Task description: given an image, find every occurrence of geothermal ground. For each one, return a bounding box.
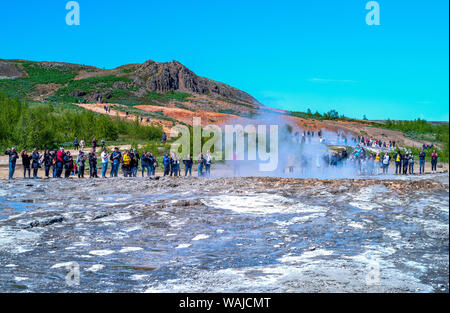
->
[0,174,448,293]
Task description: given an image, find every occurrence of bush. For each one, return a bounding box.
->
[0,93,163,150]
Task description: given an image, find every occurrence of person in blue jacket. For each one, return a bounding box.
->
[163,153,171,176]
[110,147,121,177]
[5,147,19,180]
[419,149,426,174]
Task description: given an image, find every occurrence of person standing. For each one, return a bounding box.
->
[183,154,193,176]
[197,152,204,177]
[141,151,149,177]
[80,139,85,151]
[122,150,131,177]
[163,153,170,176]
[382,152,390,174]
[402,152,409,175]
[205,151,212,177]
[101,138,106,149]
[169,154,175,176]
[77,151,86,178]
[419,149,426,174]
[56,148,65,178]
[92,138,98,153]
[64,152,73,178]
[132,149,139,177]
[101,148,110,178]
[88,149,98,178]
[31,148,41,179]
[21,150,31,179]
[148,153,156,176]
[408,153,415,175]
[374,152,381,174]
[172,154,180,177]
[161,133,167,144]
[50,151,57,178]
[5,147,19,180]
[110,147,121,177]
[394,151,402,175]
[74,137,79,151]
[43,150,51,178]
[431,150,438,173]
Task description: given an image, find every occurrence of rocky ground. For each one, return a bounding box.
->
[0,174,448,292]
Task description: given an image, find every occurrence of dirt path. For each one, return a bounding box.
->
[75,102,174,133]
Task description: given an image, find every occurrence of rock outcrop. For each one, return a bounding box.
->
[134,60,258,106]
[0,61,25,79]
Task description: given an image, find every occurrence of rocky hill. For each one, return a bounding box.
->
[0,58,259,115]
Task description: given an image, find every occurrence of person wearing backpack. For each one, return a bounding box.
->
[122,150,132,177]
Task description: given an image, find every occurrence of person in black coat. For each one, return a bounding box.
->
[64,152,73,178]
[21,150,32,179]
[88,149,98,178]
[148,153,157,176]
[141,151,149,177]
[402,152,410,175]
[31,148,41,179]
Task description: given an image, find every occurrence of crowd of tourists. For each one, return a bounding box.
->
[3,137,215,180]
[320,144,440,176]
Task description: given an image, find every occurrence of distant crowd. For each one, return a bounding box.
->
[319,144,439,176]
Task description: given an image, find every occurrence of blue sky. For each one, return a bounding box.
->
[1,0,448,121]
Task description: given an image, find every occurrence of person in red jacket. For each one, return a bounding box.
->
[431,150,438,173]
[56,147,65,178]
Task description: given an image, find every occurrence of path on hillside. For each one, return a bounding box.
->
[75,102,174,134]
[76,102,433,150]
